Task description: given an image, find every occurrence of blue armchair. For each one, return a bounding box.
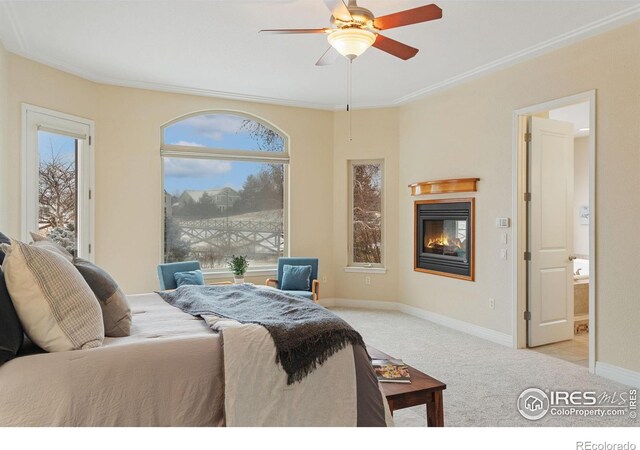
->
[157,260,231,290]
[266,257,320,302]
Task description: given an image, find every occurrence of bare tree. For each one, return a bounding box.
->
[38,148,76,230]
[353,164,382,264]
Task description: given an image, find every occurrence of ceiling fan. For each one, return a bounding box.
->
[260,0,443,66]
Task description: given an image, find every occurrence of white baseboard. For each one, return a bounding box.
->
[595,362,640,389]
[327,298,398,311]
[398,304,513,347]
[325,297,512,348]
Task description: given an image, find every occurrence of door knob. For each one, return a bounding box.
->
[568,255,577,261]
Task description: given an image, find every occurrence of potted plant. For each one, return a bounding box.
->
[228,255,249,284]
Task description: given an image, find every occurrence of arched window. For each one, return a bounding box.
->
[161,112,288,274]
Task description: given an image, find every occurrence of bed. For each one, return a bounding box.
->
[0,291,391,427]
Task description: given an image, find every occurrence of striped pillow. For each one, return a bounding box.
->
[0,240,104,352]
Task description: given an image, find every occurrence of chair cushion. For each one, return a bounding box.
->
[0,268,23,366]
[74,258,132,337]
[174,269,205,288]
[281,290,314,300]
[281,264,312,291]
[0,240,104,352]
[157,261,201,290]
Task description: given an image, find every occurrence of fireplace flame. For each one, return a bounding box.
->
[426,234,463,250]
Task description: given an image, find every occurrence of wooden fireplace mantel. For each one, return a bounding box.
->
[409,178,480,196]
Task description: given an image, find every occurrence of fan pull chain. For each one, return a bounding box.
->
[347,58,353,142]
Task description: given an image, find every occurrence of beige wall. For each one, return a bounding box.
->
[0,41,9,232]
[573,136,589,257]
[397,22,640,371]
[5,54,98,240]
[4,55,335,296]
[1,20,639,373]
[332,109,399,302]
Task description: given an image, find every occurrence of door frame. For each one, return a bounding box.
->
[511,90,596,373]
[21,103,96,261]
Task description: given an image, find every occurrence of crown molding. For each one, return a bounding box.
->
[2,2,639,111]
[391,3,640,106]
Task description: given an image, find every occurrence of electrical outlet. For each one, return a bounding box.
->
[489,298,495,310]
[500,249,508,260]
[365,276,371,285]
[501,233,508,245]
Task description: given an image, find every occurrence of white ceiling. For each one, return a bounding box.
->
[549,101,590,137]
[0,1,638,110]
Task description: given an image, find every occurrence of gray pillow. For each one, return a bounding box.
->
[0,268,23,366]
[74,258,131,337]
[0,231,10,265]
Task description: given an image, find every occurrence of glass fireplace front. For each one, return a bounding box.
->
[423,219,468,261]
[415,199,474,280]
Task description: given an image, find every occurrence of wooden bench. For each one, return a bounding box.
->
[367,345,446,427]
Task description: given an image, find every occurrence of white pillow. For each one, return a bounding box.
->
[1,240,104,352]
[29,231,74,262]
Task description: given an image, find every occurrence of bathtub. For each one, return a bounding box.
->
[573,258,589,281]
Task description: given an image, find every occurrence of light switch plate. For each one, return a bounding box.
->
[496,218,510,228]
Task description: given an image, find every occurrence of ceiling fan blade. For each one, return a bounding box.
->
[372,34,419,60]
[315,47,339,66]
[259,28,332,34]
[374,4,442,30]
[322,0,353,22]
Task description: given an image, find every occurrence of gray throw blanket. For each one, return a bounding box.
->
[157,284,366,385]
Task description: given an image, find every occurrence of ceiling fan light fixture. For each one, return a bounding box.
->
[327,28,376,59]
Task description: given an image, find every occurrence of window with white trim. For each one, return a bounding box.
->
[348,160,384,268]
[23,105,94,259]
[161,112,288,273]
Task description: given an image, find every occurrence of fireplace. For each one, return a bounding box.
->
[414,198,475,281]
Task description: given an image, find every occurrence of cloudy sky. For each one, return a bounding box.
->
[38,115,284,197]
[163,114,282,195]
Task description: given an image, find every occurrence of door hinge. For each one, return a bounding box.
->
[524,311,531,321]
[88,243,92,254]
[524,192,531,202]
[89,189,92,200]
[89,135,92,145]
[524,251,531,261]
[524,132,532,143]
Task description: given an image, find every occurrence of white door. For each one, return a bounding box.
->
[528,117,575,347]
[23,105,95,260]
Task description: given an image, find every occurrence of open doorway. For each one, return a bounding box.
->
[512,91,596,372]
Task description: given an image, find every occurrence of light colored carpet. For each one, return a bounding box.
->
[331,307,638,427]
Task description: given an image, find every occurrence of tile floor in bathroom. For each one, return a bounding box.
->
[529,332,589,367]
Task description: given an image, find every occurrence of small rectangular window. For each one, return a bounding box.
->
[349,160,384,267]
[23,105,94,259]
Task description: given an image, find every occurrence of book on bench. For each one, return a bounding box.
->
[371,358,411,383]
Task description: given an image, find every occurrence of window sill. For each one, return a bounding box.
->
[343,267,387,274]
[204,268,277,280]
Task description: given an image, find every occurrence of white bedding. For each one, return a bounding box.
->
[205,316,360,426]
[0,293,225,426]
